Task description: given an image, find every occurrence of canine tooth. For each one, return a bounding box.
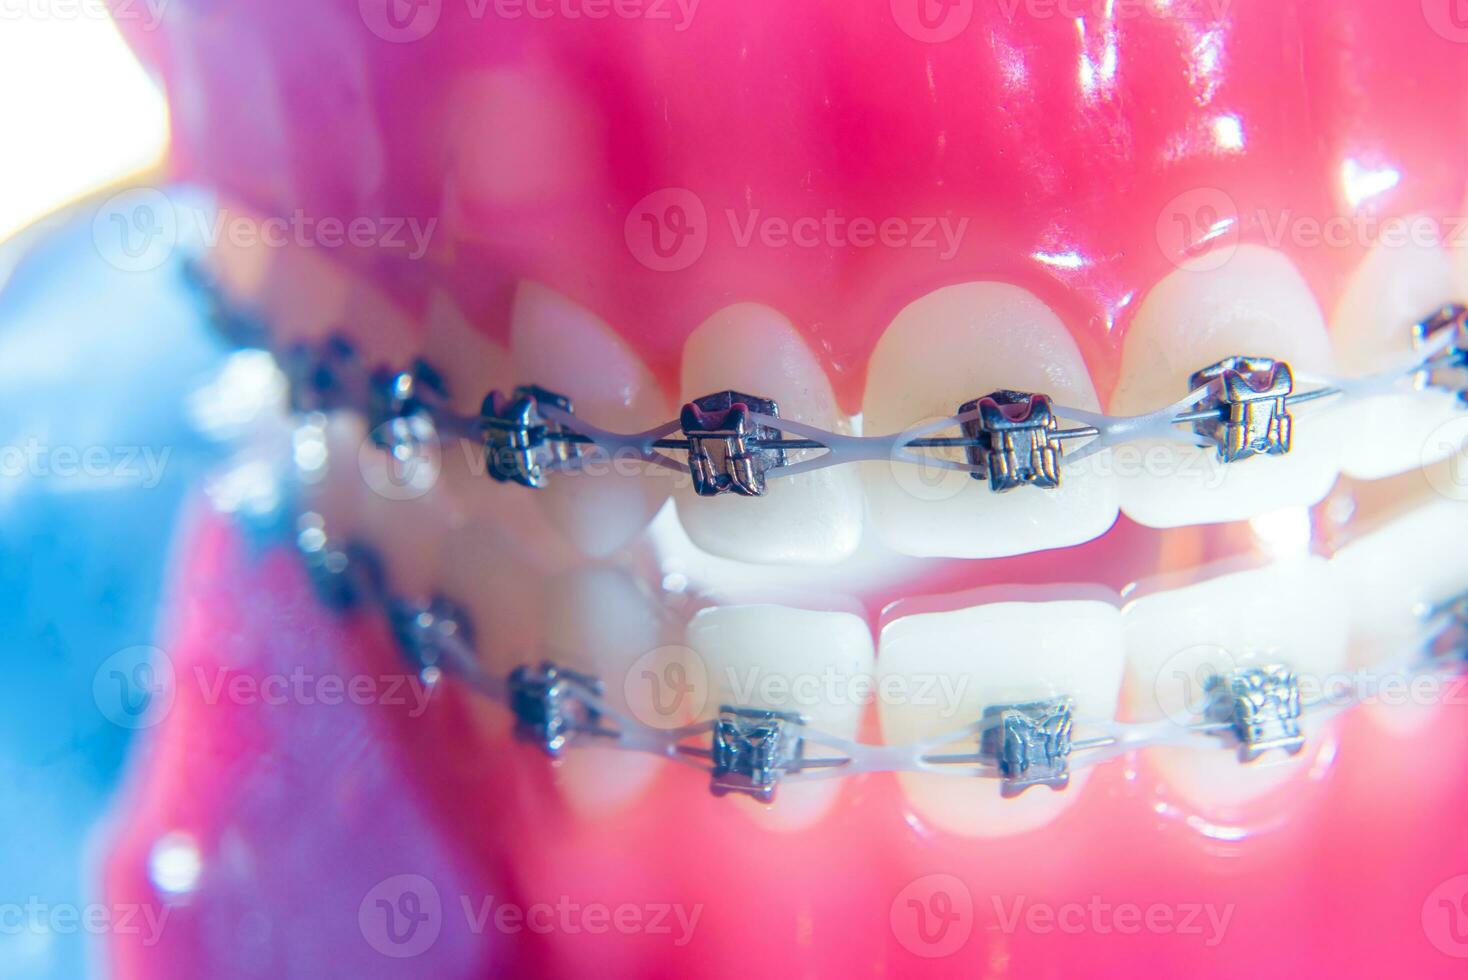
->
[542,566,666,817]
[878,599,1124,837]
[676,303,864,564]
[1122,556,1348,806]
[685,605,874,830]
[861,283,1119,558]
[1331,497,1468,677]
[1111,246,1339,527]
[510,281,671,558]
[1326,233,1464,480]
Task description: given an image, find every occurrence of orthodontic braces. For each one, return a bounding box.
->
[286,514,1468,800]
[186,262,1468,802]
[186,259,1468,500]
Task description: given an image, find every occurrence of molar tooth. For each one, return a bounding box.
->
[1325,232,1464,480]
[1122,556,1348,807]
[1111,246,1339,527]
[861,282,1119,559]
[878,599,1124,837]
[510,282,671,558]
[675,303,864,564]
[684,605,874,831]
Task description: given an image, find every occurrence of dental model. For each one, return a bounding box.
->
[190,263,1468,803]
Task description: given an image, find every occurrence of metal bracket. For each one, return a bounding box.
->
[389,596,473,675]
[1206,664,1305,762]
[508,661,605,755]
[368,360,447,458]
[959,390,1064,491]
[680,391,786,497]
[710,705,806,801]
[283,334,361,414]
[979,697,1075,797]
[481,386,581,489]
[1415,304,1468,403]
[1190,356,1294,462]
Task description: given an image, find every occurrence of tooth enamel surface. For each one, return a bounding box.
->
[1326,233,1464,480]
[510,281,672,558]
[877,599,1124,837]
[1331,498,1468,669]
[675,303,864,564]
[542,566,666,817]
[1110,246,1339,527]
[1122,556,1348,807]
[438,520,547,678]
[861,282,1119,559]
[685,605,874,831]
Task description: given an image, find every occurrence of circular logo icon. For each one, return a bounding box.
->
[624,645,710,729]
[359,874,442,958]
[358,425,442,501]
[93,188,178,273]
[1422,414,1468,502]
[1423,0,1468,43]
[1151,643,1240,729]
[625,188,708,272]
[890,873,973,958]
[890,0,974,43]
[886,417,973,504]
[1155,186,1240,273]
[1423,874,1468,957]
[94,645,176,730]
[359,0,442,42]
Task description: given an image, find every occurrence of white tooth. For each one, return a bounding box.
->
[676,303,864,564]
[1325,232,1464,480]
[685,605,874,830]
[1110,246,1339,527]
[438,520,547,679]
[511,281,671,558]
[878,599,1124,837]
[1122,556,1348,806]
[423,288,515,418]
[541,566,666,817]
[1330,499,1468,732]
[861,282,1119,558]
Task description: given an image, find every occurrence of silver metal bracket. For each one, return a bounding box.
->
[1189,356,1294,462]
[959,390,1064,491]
[1414,304,1468,403]
[680,391,786,497]
[508,661,604,756]
[283,334,361,415]
[480,385,581,489]
[1206,664,1305,762]
[979,697,1074,797]
[368,360,447,458]
[710,705,806,801]
[389,596,472,675]
[295,512,382,610]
